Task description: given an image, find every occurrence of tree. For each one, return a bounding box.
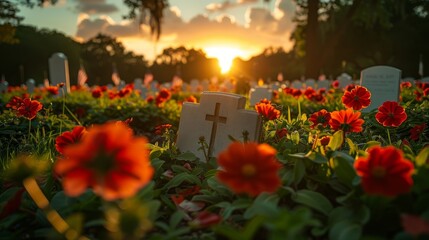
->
[81,34,148,85]
[0,0,24,43]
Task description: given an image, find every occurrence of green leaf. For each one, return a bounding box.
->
[416,146,429,167]
[328,130,344,151]
[291,131,300,145]
[176,151,198,161]
[363,141,381,150]
[243,193,279,219]
[331,152,357,188]
[169,210,186,228]
[292,190,333,216]
[163,172,201,190]
[329,221,362,240]
[293,159,306,185]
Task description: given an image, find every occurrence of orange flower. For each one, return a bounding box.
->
[55,126,87,154]
[341,85,371,110]
[16,98,43,120]
[309,109,331,129]
[354,146,414,197]
[375,101,407,127]
[329,109,364,133]
[46,86,59,95]
[185,95,197,103]
[55,122,154,200]
[217,142,282,197]
[255,102,280,120]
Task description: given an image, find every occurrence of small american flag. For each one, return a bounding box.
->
[112,71,121,86]
[78,67,88,87]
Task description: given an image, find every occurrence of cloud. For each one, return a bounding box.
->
[205,0,258,12]
[75,0,118,14]
[75,15,141,41]
[74,1,297,60]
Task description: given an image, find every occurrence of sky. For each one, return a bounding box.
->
[19,0,297,67]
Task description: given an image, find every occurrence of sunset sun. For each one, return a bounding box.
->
[204,46,246,74]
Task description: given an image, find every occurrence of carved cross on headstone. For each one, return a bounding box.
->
[205,103,227,157]
[176,92,262,161]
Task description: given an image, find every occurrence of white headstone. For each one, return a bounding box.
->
[134,78,147,98]
[305,79,316,89]
[107,84,113,90]
[291,80,303,89]
[249,87,273,106]
[317,79,331,89]
[48,53,70,93]
[150,80,159,92]
[421,77,429,83]
[201,79,210,91]
[360,65,401,112]
[176,92,262,160]
[337,73,353,89]
[0,81,8,93]
[117,80,126,91]
[26,79,36,94]
[190,79,199,93]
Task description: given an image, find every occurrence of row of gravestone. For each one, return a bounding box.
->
[176,65,419,161]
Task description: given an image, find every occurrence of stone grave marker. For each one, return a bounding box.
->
[190,79,199,93]
[249,87,273,106]
[26,79,36,94]
[291,80,303,89]
[305,79,316,89]
[317,79,331,89]
[421,77,429,83]
[337,73,353,89]
[176,92,262,161]
[0,80,8,93]
[150,80,159,92]
[134,78,147,98]
[201,79,210,91]
[49,53,70,94]
[360,65,401,112]
[107,84,113,90]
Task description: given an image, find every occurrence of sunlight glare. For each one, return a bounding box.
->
[205,46,245,74]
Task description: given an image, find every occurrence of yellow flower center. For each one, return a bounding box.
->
[371,166,386,178]
[241,164,256,177]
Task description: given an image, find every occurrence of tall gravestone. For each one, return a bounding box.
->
[134,78,147,99]
[176,92,262,161]
[26,79,36,94]
[0,80,8,93]
[337,73,353,89]
[360,66,401,112]
[317,79,331,89]
[49,53,70,94]
[249,87,273,106]
[305,79,316,89]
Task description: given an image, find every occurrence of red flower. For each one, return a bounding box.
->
[319,136,331,146]
[108,90,117,100]
[158,88,171,100]
[55,122,154,200]
[304,87,316,99]
[259,98,271,104]
[341,85,371,110]
[332,80,339,88]
[118,87,132,98]
[154,124,172,135]
[329,109,364,133]
[345,84,356,92]
[146,96,154,103]
[217,142,282,197]
[55,126,87,154]
[410,123,427,141]
[401,214,429,237]
[46,86,59,95]
[16,98,43,120]
[375,101,407,127]
[276,128,288,139]
[91,88,102,98]
[255,102,280,120]
[6,96,23,110]
[354,146,414,197]
[309,109,331,129]
[292,89,302,98]
[190,211,222,228]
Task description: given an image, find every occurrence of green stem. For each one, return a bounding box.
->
[28,119,31,135]
[386,128,392,145]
